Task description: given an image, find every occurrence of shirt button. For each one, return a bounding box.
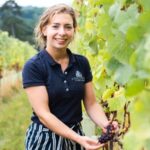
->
[66,88,69,92]
[64,71,67,75]
[64,80,67,83]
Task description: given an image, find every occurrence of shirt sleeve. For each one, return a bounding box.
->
[22,59,45,88]
[83,56,93,83]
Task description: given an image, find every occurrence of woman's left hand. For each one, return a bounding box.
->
[111,120,119,132]
[102,120,119,133]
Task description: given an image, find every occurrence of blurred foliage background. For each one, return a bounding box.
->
[0,0,150,149]
[0,0,44,44]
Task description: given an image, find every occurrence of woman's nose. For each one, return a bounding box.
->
[58,27,66,35]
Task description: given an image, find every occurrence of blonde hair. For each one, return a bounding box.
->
[34,3,77,49]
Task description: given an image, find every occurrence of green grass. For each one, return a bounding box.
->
[0,89,32,150]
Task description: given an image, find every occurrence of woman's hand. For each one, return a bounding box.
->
[102,120,119,133]
[77,136,104,150]
[111,121,119,132]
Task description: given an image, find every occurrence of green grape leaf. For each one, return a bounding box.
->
[144,35,150,51]
[98,0,114,5]
[126,25,144,43]
[140,0,150,11]
[135,70,150,79]
[108,2,120,19]
[138,11,150,32]
[125,79,145,97]
[107,33,134,64]
[129,51,137,68]
[108,96,126,111]
[114,64,133,85]
[88,37,98,54]
[113,4,139,33]
[106,57,123,75]
[102,88,115,100]
[134,100,144,112]
[97,14,110,28]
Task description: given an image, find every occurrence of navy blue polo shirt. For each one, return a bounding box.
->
[22,49,93,125]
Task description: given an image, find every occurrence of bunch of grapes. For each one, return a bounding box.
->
[98,124,115,143]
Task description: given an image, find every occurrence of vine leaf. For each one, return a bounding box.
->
[125,79,145,97]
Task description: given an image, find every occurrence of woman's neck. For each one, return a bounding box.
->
[46,47,68,62]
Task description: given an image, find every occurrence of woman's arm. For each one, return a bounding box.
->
[25,85,103,149]
[83,81,109,129]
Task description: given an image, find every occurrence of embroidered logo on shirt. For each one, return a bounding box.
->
[72,70,85,82]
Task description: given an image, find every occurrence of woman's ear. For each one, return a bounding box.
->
[42,26,47,36]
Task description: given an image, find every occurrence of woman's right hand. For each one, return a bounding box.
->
[77,135,104,150]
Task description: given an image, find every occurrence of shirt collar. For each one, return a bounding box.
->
[41,48,76,66]
[67,48,76,65]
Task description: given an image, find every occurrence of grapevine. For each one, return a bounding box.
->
[73,0,150,149]
[99,100,131,150]
[0,31,36,78]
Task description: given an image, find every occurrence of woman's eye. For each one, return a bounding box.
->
[52,26,59,29]
[66,26,72,30]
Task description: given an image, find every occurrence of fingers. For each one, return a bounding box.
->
[112,121,119,132]
[85,143,104,150]
[82,136,104,150]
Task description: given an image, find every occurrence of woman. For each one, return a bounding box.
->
[22,3,117,150]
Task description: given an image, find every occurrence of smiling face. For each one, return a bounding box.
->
[43,13,75,51]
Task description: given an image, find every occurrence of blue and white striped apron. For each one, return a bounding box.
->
[25,122,85,150]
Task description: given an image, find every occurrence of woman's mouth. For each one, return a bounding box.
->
[55,38,67,44]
